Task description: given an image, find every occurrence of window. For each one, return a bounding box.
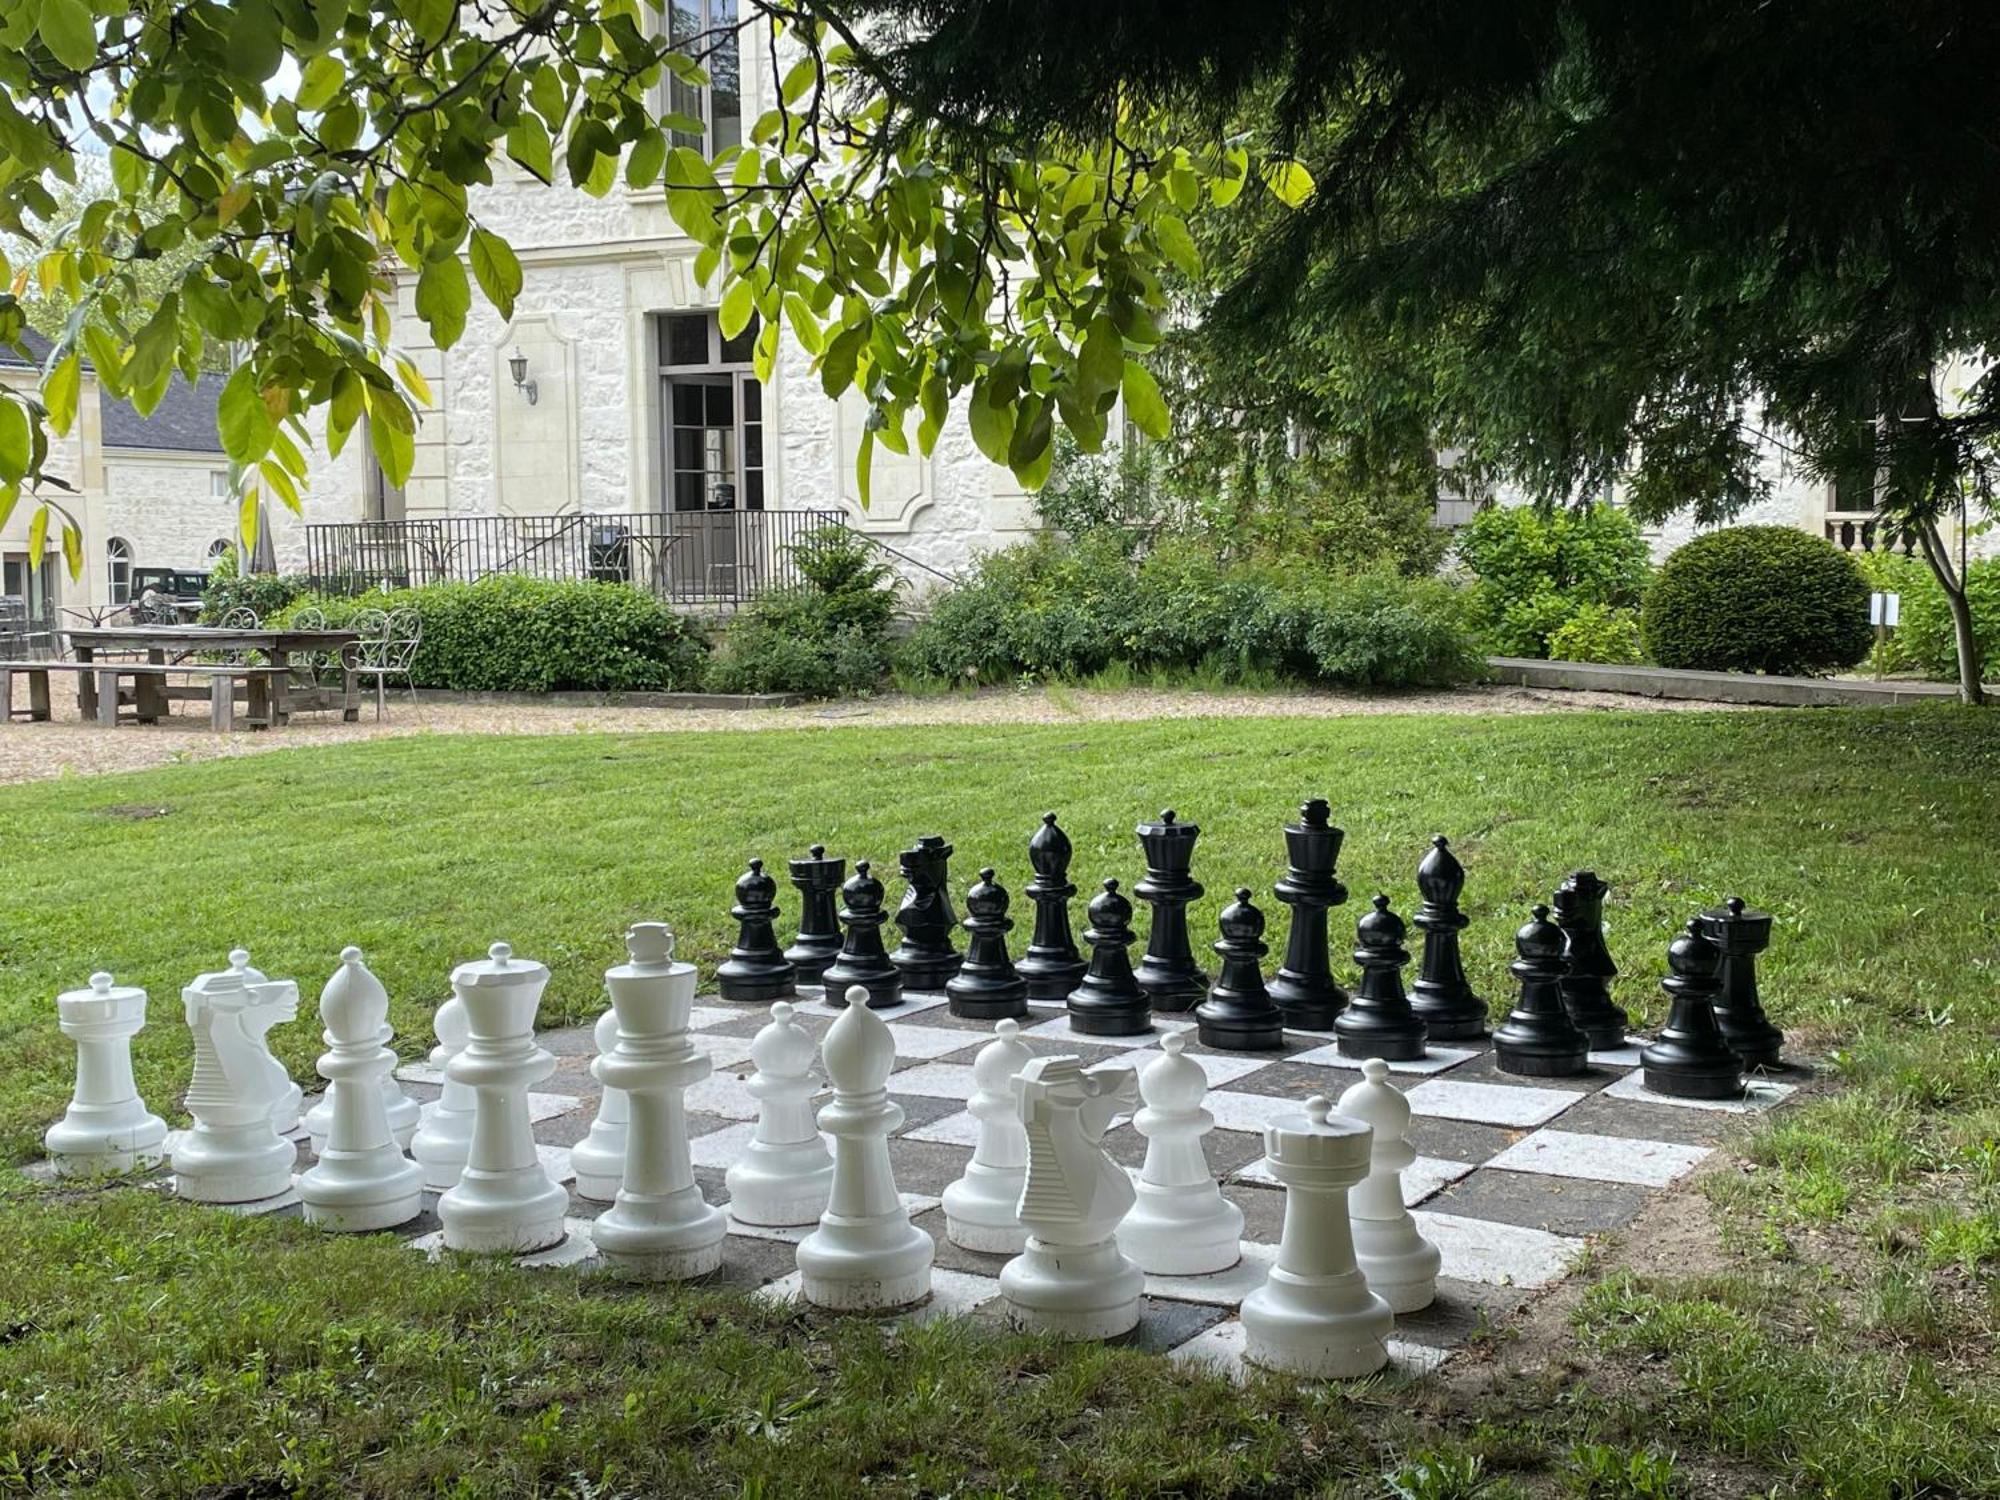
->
[106,537,134,605]
[206,539,234,565]
[657,311,764,511]
[211,470,231,500]
[661,0,741,156]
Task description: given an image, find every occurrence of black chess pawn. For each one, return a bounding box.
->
[1267,798,1350,1030]
[1552,870,1628,1049]
[717,859,798,1002]
[1067,878,1154,1037]
[1333,894,1428,1061]
[891,834,962,991]
[821,859,903,1008]
[784,844,845,985]
[1642,919,1745,1099]
[1699,897,1784,1070]
[946,868,1030,1020]
[1409,835,1487,1040]
[1196,888,1288,1051]
[1017,812,1087,1002]
[1133,809,1208,1012]
[1492,905,1590,1077]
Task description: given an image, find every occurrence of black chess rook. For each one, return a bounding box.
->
[1699,896,1784,1070]
[784,844,845,985]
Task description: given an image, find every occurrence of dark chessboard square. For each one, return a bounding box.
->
[1014,1034,1142,1067]
[1539,1093,1740,1148]
[885,1093,975,1135]
[708,1235,805,1290]
[1221,1181,1288,1247]
[1098,1121,1268,1180]
[532,1107,600,1149]
[1392,1276,1534,1349]
[1128,1297,1228,1355]
[694,1012,781,1040]
[1217,1059,1364,1102]
[1440,1051,1623,1094]
[545,1056,600,1095]
[909,1207,1013,1277]
[1403,1116,1522,1167]
[886,1137,978,1196]
[1429,1166,1654,1236]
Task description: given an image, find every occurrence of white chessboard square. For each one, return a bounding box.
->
[690,1034,756,1072]
[1588,1041,1648,1069]
[211,1185,301,1217]
[538,1145,574,1184]
[1022,1014,1195,1045]
[1103,1046,1279,1089]
[901,1267,1004,1323]
[1141,1240,1276,1305]
[1412,1209,1584,1289]
[1600,1071,1797,1114]
[883,1024,990,1060]
[394,1062,447,1086]
[408,1216,597,1267]
[901,1110,982,1148]
[1198,1090,1325,1136]
[688,1005,742,1031]
[728,1193,941,1244]
[883,1062,981,1099]
[788,992,950,1021]
[526,1092,582,1124]
[1403,1079,1585,1128]
[1233,1153,1475,1207]
[1486,1129,1711,1188]
[1284,1044,1479,1076]
[681,1073,763,1120]
[689,1120,760,1169]
[1167,1317,1453,1382]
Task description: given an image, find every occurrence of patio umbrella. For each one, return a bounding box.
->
[248,500,277,574]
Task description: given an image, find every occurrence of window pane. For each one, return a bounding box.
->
[671,380,706,423]
[673,471,705,511]
[718,314,757,367]
[742,378,761,419]
[710,1,741,153]
[673,428,702,470]
[662,314,709,367]
[744,424,762,469]
[744,470,764,510]
[704,381,734,426]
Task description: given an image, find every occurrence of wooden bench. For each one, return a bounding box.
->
[1,661,297,730]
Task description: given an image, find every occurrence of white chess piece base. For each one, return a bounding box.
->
[172,1128,296,1205]
[1352,1218,1442,1313]
[725,1140,835,1228]
[45,1115,167,1177]
[594,1189,728,1280]
[299,1155,423,1232]
[999,1237,1143,1339]
[943,1160,1030,1253]
[1116,1181,1244,1276]
[438,1167,569,1254]
[1241,1264,1393,1378]
[797,1212,935,1310]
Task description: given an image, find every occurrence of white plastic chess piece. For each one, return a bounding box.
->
[1116,1033,1244,1274]
[305,1016,420,1156]
[570,1009,631,1203]
[796,985,935,1310]
[410,991,476,1191]
[1240,1095,1394,1377]
[44,971,167,1176]
[173,961,301,1203]
[942,1018,1034,1252]
[297,947,424,1231]
[222,949,304,1135]
[725,1000,834,1227]
[999,1055,1143,1339]
[593,923,729,1279]
[436,942,569,1254]
[1337,1058,1441,1313]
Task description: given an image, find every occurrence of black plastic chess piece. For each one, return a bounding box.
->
[1552,870,1628,1049]
[784,844,845,985]
[822,860,903,1009]
[1133,809,1208,1012]
[891,834,962,990]
[1066,878,1154,1037]
[946,868,1030,1020]
[1699,897,1784,1070]
[717,859,798,1002]
[1492,904,1589,1077]
[1017,813,1087,1002]
[1333,894,1428,1061]
[1267,798,1349,1030]
[1196,888,1288,1051]
[1642,919,1745,1099]
[1409,835,1487,1040]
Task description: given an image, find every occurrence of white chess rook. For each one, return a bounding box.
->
[297,947,424,1231]
[173,958,302,1204]
[942,1018,1034,1252]
[1116,1033,1244,1275]
[436,942,569,1254]
[410,992,476,1191]
[570,1009,632,1203]
[44,971,167,1177]
[1240,1095,1394,1378]
[725,1000,834,1228]
[1337,1058,1441,1313]
[593,923,729,1279]
[218,949,304,1135]
[796,986,935,1310]
[999,1055,1143,1340]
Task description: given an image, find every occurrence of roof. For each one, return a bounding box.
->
[2,327,223,454]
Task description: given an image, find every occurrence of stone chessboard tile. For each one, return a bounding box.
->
[1485,1128,1711,1188]
[1424,1167,1657,1237]
[1285,1042,1481,1076]
[1600,1071,1798,1113]
[1436,1052,1626,1092]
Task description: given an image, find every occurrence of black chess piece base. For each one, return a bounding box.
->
[1641,1041,1744,1098]
[946,988,1030,1021]
[716,964,797,1004]
[1196,1008,1285,1051]
[1562,1000,1628,1052]
[1410,993,1487,1041]
[1716,1014,1785,1071]
[1018,957,1087,1002]
[1492,1027,1588,1077]
[784,948,838,987]
[1268,977,1346,1032]
[1066,986,1153,1036]
[1332,1018,1427,1062]
[890,953,962,992]
[820,964,903,1009]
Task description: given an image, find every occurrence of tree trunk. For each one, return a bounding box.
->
[1916,522,1985,706]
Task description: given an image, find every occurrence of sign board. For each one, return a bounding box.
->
[1870,591,1902,627]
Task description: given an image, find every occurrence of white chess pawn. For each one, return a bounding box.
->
[999,1055,1143,1339]
[796,985,934,1310]
[436,942,569,1254]
[1337,1058,1441,1313]
[570,1010,631,1203]
[593,923,729,1279]
[305,1016,421,1156]
[725,1000,834,1227]
[942,1018,1034,1252]
[297,947,424,1231]
[221,948,304,1135]
[411,991,476,1191]
[173,961,302,1203]
[1116,1033,1244,1275]
[44,971,167,1177]
[1240,1095,1394,1377]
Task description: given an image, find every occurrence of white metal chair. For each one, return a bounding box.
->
[352,606,421,719]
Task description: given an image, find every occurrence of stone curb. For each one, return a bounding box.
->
[409,689,808,710]
[1486,656,1976,708]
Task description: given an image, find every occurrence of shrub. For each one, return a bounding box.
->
[1883,554,2000,684]
[198,552,312,622]
[1641,525,1871,675]
[703,527,901,697]
[1851,550,1932,673]
[1456,503,1652,657]
[1299,570,1486,688]
[1548,603,1645,665]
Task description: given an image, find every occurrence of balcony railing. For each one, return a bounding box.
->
[1824,513,1918,555]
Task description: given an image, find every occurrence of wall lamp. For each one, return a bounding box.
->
[508,347,539,406]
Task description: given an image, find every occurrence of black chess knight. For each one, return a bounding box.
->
[1133,810,1208,1011]
[1333,894,1428,1061]
[1492,905,1590,1077]
[1016,813,1087,1002]
[784,844,845,985]
[822,860,903,1008]
[717,860,797,1002]
[1553,870,1628,1049]
[1196,888,1288,1051]
[1067,878,1154,1037]
[1267,799,1349,1030]
[891,835,962,991]
[946,868,1030,1020]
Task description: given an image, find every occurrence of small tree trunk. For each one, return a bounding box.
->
[1916,523,1986,706]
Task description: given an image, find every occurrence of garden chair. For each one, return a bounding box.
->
[352,606,422,720]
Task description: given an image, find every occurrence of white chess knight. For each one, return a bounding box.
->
[410,991,476,1191]
[592,923,729,1279]
[44,971,167,1177]
[1116,1033,1244,1275]
[172,960,302,1204]
[999,1055,1144,1339]
[942,1018,1035,1252]
[297,947,424,1231]
[1337,1058,1441,1313]
[1240,1095,1394,1378]
[215,949,304,1135]
[436,942,570,1255]
[796,986,934,1310]
[570,1009,631,1203]
[725,1000,834,1228]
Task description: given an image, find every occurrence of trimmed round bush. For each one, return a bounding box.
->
[1641,526,1871,676]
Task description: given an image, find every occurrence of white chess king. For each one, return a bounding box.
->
[570,1008,632,1203]
[725,1000,834,1228]
[1337,1058,1441,1313]
[942,1018,1034,1252]
[1115,1032,1244,1275]
[297,947,424,1231]
[44,971,167,1177]
[173,958,302,1204]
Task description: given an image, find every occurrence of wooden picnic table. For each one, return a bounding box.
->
[63,626,365,726]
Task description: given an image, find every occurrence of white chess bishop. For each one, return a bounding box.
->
[1116,1033,1243,1275]
[304,1000,420,1157]
[796,986,934,1310]
[44,971,167,1177]
[410,991,476,1191]
[216,949,304,1135]
[725,1000,833,1228]
[172,958,302,1204]
[1240,1095,1394,1377]
[1337,1058,1441,1313]
[942,1018,1034,1252]
[436,942,570,1254]
[570,1009,632,1203]
[999,1055,1143,1339]
[592,923,729,1279]
[297,948,424,1231]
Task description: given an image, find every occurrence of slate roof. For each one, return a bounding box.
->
[1,327,223,454]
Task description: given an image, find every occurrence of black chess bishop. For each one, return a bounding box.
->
[1409,835,1486,1040]
[1016,813,1088,1002]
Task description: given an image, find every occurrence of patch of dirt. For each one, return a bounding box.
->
[98,802,172,819]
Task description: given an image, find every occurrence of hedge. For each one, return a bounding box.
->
[1640,525,1871,676]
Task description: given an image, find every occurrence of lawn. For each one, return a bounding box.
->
[2,707,1997,1497]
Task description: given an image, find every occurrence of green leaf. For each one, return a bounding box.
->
[1121,359,1170,440]
[238,486,260,556]
[506,115,555,183]
[0,397,27,483]
[217,364,276,464]
[27,503,48,566]
[1078,315,1124,401]
[296,54,345,112]
[468,228,522,321]
[61,518,81,579]
[855,426,874,510]
[663,147,719,241]
[1155,214,1201,276]
[718,278,755,340]
[369,403,415,486]
[626,128,666,191]
[43,353,80,435]
[37,0,94,71]
[1259,158,1316,209]
[227,1,284,83]
[967,388,1015,466]
[0,482,18,535]
[395,0,455,45]
[415,254,470,347]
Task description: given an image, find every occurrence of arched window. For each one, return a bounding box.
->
[206,539,234,564]
[106,537,134,605]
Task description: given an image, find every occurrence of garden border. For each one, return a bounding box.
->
[1487,656,1972,707]
[413,689,807,710]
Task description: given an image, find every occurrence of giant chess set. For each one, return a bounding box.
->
[36,802,1802,1379]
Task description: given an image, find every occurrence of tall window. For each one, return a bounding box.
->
[106,537,134,604]
[657,311,763,511]
[206,538,234,565]
[661,0,741,156]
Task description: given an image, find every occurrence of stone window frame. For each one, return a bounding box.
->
[658,0,743,158]
[105,536,134,605]
[655,310,765,513]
